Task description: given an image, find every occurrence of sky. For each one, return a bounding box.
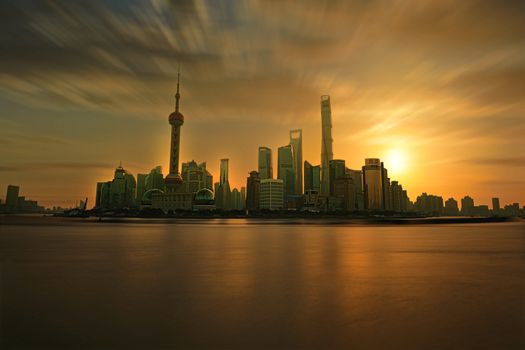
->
[1,0,524,208]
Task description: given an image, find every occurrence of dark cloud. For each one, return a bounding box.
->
[1,0,524,118]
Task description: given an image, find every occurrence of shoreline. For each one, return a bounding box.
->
[0,214,521,226]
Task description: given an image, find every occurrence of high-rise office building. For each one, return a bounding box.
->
[136,166,164,204]
[96,164,137,209]
[304,161,320,193]
[401,190,410,212]
[146,166,164,191]
[260,179,284,210]
[320,95,333,196]
[246,171,261,212]
[2,185,42,213]
[136,174,147,204]
[414,193,444,215]
[329,159,346,196]
[362,158,383,210]
[492,197,500,212]
[215,159,231,210]
[231,188,245,210]
[278,144,295,198]
[390,181,403,212]
[346,168,364,210]
[461,196,474,215]
[240,187,246,209]
[5,185,19,212]
[332,174,356,211]
[289,129,303,195]
[258,147,273,180]
[503,203,520,216]
[164,68,185,189]
[182,161,213,193]
[381,163,391,211]
[444,198,459,216]
[220,158,229,185]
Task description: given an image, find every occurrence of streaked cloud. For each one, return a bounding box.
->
[0,0,524,206]
[466,157,525,167]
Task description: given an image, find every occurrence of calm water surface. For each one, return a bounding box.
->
[1,217,524,349]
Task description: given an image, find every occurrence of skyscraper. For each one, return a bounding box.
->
[5,185,19,212]
[258,147,273,180]
[220,158,229,185]
[136,166,164,204]
[362,158,383,210]
[96,164,137,209]
[381,163,391,211]
[182,161,213,193]
[320,95,333,196]
[329,159,346,196]
[289,129,303,195]
[216,158,231,210]
[231,188,243,210]
[415,193,444,215]
[164,68,184,189]
[304,161,320,193]
[492,197,500,212]
[444,197,459,216]
[461,196,475,216]
[246,171,261,212]
[390,181,402,212]
[240,187,246,209]
[346,168,364,210]
[136,174,147,204]
[332,175,356,211]
[145,166,164,191]
[278,144,295,198]
[260,179,284,210]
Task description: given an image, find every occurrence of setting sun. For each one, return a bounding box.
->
[386,149,409,175]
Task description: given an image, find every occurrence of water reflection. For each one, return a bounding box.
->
[0,220,524,349]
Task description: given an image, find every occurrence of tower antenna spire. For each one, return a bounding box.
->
[175,64,181,112]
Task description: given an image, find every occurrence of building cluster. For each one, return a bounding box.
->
[414,193,523,217]
[244,96,411,213]
[0,185,44,213]
[90,70,523,217]
[94,70,245,213]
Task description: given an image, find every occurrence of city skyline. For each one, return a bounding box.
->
[1,1,525,207]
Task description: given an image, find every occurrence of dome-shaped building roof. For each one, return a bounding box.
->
[141,188,165,205]
[194,188,214,205]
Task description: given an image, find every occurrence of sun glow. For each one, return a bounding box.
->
[386,149,408,175]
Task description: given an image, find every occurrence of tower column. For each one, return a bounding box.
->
[320,95,333,196]
[170,124,181,175]
[165,67,185,187]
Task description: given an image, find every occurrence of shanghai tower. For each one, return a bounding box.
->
[320,95,333,195]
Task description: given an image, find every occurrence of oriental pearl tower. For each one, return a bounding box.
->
[164,68,185,189]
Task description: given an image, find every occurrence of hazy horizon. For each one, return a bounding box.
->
[1,0,524,207]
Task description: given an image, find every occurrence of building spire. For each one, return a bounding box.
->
[175,64,181,112]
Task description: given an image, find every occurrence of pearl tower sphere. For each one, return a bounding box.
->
[164,69,184,186]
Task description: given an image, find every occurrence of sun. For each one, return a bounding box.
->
[386,149,408,175]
